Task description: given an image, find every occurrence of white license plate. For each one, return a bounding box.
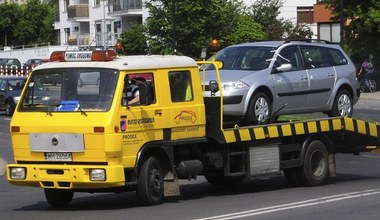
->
[45,152,72,161]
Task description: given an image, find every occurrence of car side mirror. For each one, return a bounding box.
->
[274,63,292,73]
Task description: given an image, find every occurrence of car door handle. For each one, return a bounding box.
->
[300,76,308,80]
[327,72,335,77]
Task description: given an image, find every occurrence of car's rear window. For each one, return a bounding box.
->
[328,48,348,66]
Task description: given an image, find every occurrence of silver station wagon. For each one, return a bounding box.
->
[203,41,360,124]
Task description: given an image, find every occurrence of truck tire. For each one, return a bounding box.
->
[44,189,74,207]
[246,92,271,125]
[299,140,329,186]
[328,89,353,117]
[136,156,164,205]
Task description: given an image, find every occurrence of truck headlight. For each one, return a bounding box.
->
[90,169,106,181]
[10,167,26,179]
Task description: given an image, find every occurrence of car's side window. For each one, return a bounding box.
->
[300,46,328,69]
[328,48,348,66]
[277,46,302,71]
[0,80,6,91]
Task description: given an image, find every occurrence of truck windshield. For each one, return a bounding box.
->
[19,68,119,112]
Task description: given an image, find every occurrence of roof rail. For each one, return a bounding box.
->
[284,39,332,44]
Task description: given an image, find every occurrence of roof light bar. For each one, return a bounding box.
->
[50,50,116,62]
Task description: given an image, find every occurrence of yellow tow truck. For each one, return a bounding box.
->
[6,49,380,207]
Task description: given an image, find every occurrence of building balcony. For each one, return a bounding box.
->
[108,0,142,16]
[67,4,89,19]
[68,34,91,46]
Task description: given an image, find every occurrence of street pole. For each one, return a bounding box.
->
[172,0,176,54]
[340,0,344,47]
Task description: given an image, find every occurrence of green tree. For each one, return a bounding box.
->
[145,0,246,57]
[14,0,55,45]
[0,3,22,47]
[223,15,265,45]
[284,23,314,40]
[120,23,148,55]
[248,0,290,40]
[0,1,55,47]
[328,0,380,65]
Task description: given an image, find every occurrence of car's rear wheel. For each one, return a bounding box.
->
[328,89,353,117]
[246,92,271,124]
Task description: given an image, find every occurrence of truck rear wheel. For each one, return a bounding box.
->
[300,140,329,186]
[44,189,74,207]
[284,140,328,187]
[136,156,164,205]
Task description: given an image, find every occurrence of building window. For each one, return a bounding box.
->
[64,28,70,45]
[94,0,100,6]
[63,0,69,12]
[297,7,314,24]
[319,23,340,43]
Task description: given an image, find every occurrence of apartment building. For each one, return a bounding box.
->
[52,0,339,47]
[0,0,27,4]
[52,0,145,47]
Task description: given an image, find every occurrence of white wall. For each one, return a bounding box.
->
[243,0,318,37]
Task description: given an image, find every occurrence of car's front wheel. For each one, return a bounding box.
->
[246,92,271,124]
[328,89,353,117]
[5,101,15,116]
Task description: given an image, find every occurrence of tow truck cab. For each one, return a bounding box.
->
[7,50,209,200]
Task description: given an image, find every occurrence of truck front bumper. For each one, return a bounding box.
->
[7,163,126,189]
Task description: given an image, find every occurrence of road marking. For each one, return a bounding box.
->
[361,154,380,159]
[195,189,380,220]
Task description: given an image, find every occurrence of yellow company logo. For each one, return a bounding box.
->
[174,110,197,124]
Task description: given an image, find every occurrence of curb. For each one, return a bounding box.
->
[359,92,380,101]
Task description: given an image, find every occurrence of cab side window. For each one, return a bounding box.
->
[169,71,193,102]
[122,73,155,106]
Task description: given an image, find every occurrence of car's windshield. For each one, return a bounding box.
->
[19,68,119,112]
[8,78,26,91]
[207,46,276,71]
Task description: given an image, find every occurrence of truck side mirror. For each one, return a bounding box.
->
[209,80,219,96]
[138,83,150,105]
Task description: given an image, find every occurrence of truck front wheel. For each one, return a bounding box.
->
[136,156,164,205]
[44,189,74,207]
